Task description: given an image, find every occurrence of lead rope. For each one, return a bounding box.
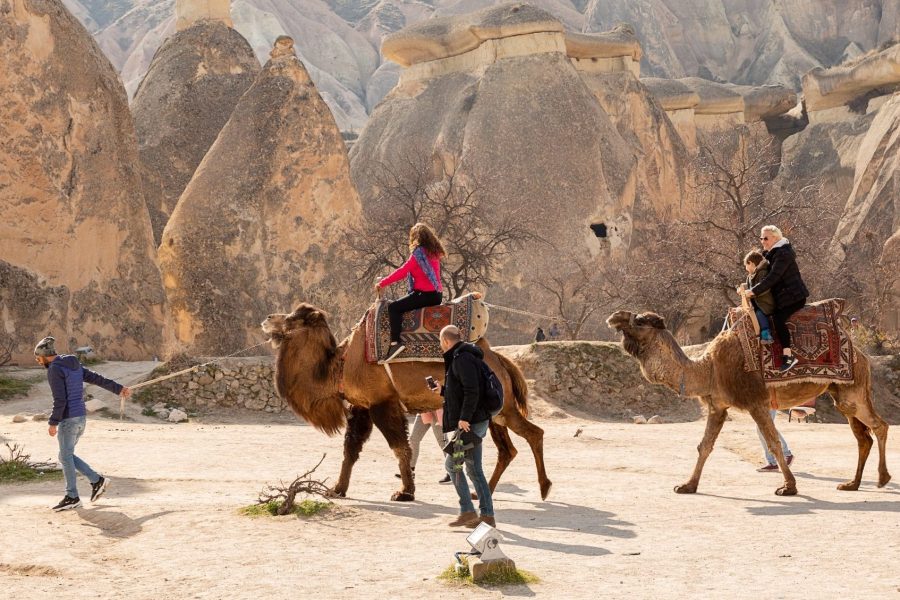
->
[120,339,272,419]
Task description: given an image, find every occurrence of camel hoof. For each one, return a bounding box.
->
[328,487,347,498]
[674,483,697,494]
[775,486,797,496]
[391,491,415,502]
[878,473,891,488]
[837,481,860,491]
[540,480,553,501]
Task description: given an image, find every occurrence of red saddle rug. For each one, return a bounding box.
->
[729,298,855,386]
[364,293,489,364]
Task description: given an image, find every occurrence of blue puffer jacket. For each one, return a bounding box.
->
[47,355,123,426]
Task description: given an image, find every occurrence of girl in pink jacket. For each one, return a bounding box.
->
[377,223,445,361]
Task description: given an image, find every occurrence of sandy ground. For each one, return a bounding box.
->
[1,364,899,599]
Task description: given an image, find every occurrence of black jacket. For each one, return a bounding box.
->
[751,243,809,308]
[441,342,491,431]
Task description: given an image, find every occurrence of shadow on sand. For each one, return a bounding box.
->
[76,505,176,539]
[351,496,630,557]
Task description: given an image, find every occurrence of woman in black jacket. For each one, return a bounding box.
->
[745,225,809,372]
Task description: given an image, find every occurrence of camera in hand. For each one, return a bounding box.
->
[425,376,438,390]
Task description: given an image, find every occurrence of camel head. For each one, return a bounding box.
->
[606,310,668,358]
[262,303,332,348]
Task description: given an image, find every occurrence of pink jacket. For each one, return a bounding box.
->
[378,252,442,292]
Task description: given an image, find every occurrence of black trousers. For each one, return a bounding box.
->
[772,299,806,351]
[388,291,443,344]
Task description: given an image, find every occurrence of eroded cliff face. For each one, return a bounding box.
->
[0,0,165,361]
[68,0,896,131]
[131,19,260,243]
[158,36,363,356]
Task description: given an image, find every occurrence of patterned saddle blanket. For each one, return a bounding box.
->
[729,298,855,385]
[364,293,490,364]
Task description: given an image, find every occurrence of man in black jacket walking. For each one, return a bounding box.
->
[744,226,810,372]
[436,325,494,528]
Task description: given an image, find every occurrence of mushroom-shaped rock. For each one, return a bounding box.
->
[158,36,363,356]
[679,77,745,115]
[803,45,900,112]
[727,84,798,122]
[641,78,701,111]
[564,25,642,61]
[382,2,563,67]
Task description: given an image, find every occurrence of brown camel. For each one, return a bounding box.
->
[607,310,891,496]
[262,303,552,502]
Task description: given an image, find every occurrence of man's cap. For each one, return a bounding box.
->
[34,336,57,357]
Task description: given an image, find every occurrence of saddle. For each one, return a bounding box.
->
[729,298,855,386]
[364,293,489,364]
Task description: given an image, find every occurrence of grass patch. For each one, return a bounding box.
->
[240,498,331,518]
[438,557,539,587]
[78,356,105,366]
[0,444,62,484]
[0,375,36,400]
[141,406,157,417]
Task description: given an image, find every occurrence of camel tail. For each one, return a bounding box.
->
[496,353,529,419]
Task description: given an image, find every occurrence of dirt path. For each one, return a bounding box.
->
[2,398,898,599]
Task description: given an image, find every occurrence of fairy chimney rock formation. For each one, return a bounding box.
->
[565,26,642,77]
[382,3,565,84]
[803,44,900,122]
[679,77,745,129]
[727,84,798,123]
[158,35,363,356]
[641,77,700,147]
[0,0,165,361]
[175,0,232,32]
[132,15,260,243]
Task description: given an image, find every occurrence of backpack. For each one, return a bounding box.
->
[478,359,504,417]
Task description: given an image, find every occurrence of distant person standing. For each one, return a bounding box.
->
[534,327,546,342]
[34,336,131,511]
[548,322,560,341]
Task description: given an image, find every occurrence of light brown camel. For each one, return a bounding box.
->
[262,303,552,502]
[607,310,891,496]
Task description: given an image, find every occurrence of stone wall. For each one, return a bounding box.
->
[135,356,285,413]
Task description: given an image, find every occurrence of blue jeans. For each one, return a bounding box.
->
[57,416,99,498]
[756,410,792,465]
[754,308,772,336]
[445,420,493,517]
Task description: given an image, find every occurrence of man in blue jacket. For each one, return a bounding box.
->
[34,336,131,511]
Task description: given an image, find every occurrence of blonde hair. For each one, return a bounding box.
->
[761,225,783,239]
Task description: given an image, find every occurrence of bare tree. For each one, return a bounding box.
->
[350,151,536,299]
[532,260,605,340]
[833,230,900,329]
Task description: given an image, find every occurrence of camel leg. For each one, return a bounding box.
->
[332,406,373,498]
[504,409,552,500]
[749,403,797,496]
[833,382,891,489]
[836,416,873,491]
[486,421,518,493]
[369,401,415,502]
[675,403,727,494]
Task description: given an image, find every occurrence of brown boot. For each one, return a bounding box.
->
[449,511,478,527]
[469,515,495,528]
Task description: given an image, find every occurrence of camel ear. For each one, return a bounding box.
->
[637,312,666,329]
